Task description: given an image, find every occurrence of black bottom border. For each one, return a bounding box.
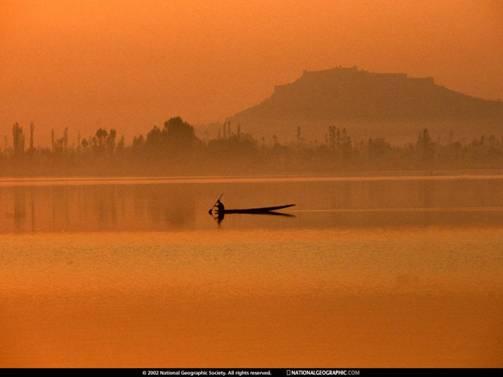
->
[0,368,502,377]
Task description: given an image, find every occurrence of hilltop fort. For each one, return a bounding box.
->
[230,67,503,143]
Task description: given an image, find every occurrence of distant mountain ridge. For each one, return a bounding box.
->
[229,67,503,142]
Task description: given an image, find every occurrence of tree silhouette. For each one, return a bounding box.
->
[165,116,196,148]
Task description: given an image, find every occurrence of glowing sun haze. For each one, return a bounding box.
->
[1,0,502,144]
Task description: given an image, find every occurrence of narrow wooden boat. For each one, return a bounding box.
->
[208,203,295,216]
[223,204,295,214]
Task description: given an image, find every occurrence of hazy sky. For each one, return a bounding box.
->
[1,0,502,144]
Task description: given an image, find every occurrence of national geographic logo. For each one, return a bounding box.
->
[286,370,360,376]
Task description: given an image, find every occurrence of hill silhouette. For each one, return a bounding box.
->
[229,67,503,143]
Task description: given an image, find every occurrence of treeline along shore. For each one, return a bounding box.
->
[2,116,503,176]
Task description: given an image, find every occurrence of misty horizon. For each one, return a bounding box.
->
[2,0,503,145]
[4,66,503,149]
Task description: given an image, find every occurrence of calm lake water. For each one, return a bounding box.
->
[1,176,502,366]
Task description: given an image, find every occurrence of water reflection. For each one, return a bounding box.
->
[1,176,503,232]
[0,184,198,232]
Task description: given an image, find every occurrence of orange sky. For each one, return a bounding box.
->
[1,0,502,145]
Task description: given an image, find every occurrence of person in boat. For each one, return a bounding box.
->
[215,199,225,213]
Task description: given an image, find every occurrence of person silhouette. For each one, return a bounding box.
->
[215,199,225,213]
[207,199,225,225]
